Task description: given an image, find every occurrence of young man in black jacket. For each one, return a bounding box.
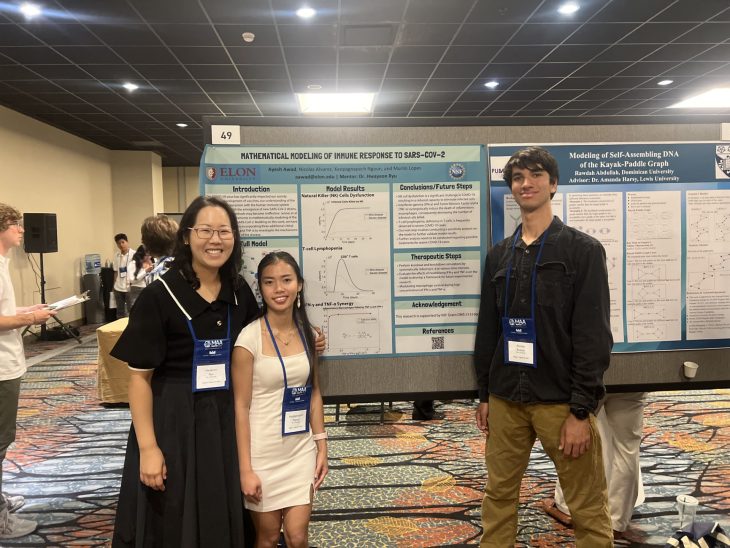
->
[473,147,613,547]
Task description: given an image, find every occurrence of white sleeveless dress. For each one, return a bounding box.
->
[234,319,316,512]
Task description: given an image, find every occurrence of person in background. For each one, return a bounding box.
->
[0,203,55,540]
[140,215,177,282]
[233,251,328,548]
[112,233,133,318]
[127,245,151,309]
[473,146,613,547]
[546,392,648,539]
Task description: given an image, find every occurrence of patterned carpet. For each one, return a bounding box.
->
[3,338,729,547]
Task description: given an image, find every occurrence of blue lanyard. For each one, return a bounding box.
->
[264,315,311,389]
[503,224,549,320]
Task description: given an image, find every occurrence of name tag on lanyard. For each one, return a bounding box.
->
[502,226,547,369]
[193,338,230,391]
[503,317,536,366]
[264,315,313,437]
[282,385,312,436]
[158,277,235,393]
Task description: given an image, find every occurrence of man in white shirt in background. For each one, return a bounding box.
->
[0,202,55,539]
[112,233,133,318]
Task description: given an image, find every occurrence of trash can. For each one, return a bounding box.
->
[100,266,116,322]
[82,273,105,324]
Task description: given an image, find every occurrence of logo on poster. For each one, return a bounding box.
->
[206,167,217,180]
[449,163,465,179]
[716,145,730,179]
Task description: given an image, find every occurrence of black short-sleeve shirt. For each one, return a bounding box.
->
[111,268,259,373]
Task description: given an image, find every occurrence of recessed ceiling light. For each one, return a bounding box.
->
[669,88,730,108]
[296,6,316,18]
[176,123,188,128]
[657,79,674,86]
[296,93,375,114]
[122,82,138,92]
[484,81,499,89]
[241,32,255,43]
[558,2,580,15]
[307,84,322,90]
[19,3,42,18]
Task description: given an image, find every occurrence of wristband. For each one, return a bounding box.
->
[312,432,327,441]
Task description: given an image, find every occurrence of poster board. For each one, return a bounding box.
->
[200,144,487,398]
[489,142,730,354]
[200,118,729,396]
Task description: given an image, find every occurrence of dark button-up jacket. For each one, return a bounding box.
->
[473,216,612,412]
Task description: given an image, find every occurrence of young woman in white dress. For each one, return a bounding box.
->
[232,251,328,548]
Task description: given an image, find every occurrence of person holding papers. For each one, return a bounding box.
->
[110,197,260,547]
[232,251,328,548]
[0,203,55,540]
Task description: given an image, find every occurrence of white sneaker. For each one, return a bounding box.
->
[0,509,37,539]
[2,492,25,513]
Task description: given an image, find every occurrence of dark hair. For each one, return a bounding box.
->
[114,233,128,243]
[503,146,559,199]
[141,215,178,258]
[257,251,316,369]
[132,245,147,271]
[171,196,242,289]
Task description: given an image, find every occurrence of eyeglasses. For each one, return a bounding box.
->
[188,226,235,240]
[8,220,23,229]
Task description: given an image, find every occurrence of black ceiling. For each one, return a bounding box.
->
[1,0,730,166]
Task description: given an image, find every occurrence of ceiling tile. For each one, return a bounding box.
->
[339,64,386,79]
[453,24,521,46]
[400,24,460,46]
[284,47,337,65]
[403,0,473,24]
[186,65,241,79]
[279,25,338,47]
[432,63,486,79]
[169,46,231,65]
[229,47,285,65]
[340,0,407,23]
[510,23,581,45]
[651,0,730,22]
[391,46,446,64]
[492,45,555,64]
[442,45,500,63]
[152,24,222,47]
[86,24,163,46]
[339,47,391,64]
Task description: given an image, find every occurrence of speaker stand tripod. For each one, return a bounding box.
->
[22,252,82,344]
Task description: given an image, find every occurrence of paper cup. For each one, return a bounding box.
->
[676,494,699,529]
[683,361,699,379]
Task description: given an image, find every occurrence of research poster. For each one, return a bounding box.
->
[200,145,487,359]
[489,142,730,353]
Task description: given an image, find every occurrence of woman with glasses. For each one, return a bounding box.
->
[110,196,259,547]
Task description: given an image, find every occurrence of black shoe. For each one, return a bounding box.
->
[412,400,442,420]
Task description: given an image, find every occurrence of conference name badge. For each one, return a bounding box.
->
[502,317,536,367]
[282,385,312,436]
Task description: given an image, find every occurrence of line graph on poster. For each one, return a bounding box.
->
[318,254,386,296]
[318,202,388,242]
[324,309,381,355]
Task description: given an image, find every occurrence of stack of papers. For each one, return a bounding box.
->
[48,291,90,311]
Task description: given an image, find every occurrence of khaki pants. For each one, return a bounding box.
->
[480,396,613,547]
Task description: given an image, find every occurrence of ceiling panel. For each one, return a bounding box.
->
[0,0,722,166]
